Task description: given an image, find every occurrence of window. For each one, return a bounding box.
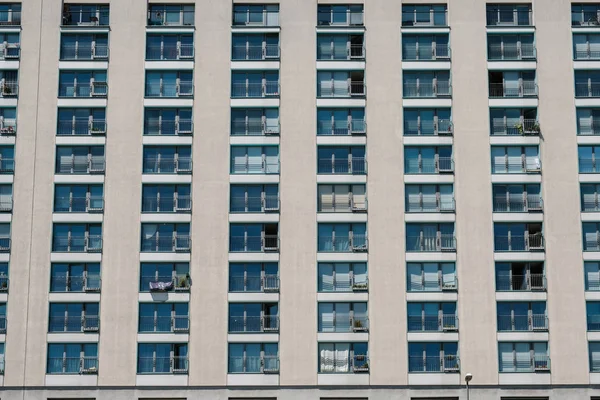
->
[408,302,457,332]
[142,146,192,174]
[233,4,279,27]
[60,33,108,60]
[577,108,600,135]
[491,146,540,174]
[49,303,99,332]
[0,145,13,173]
[140,223,190,252]
[488,34,535,60]
[586,262,600,291]
[407,263,457,292]
[588,302,600,330]
[318,263,368,292]
[497,302,547,331]
[318,223,367,252]
[137,343,188,374]
[575,71,600,97]
[404,108,452,136]
[494,223,544,252]
[317,71,365,97]
[317,5,363,26]
[406,223,456,252]
[147,4,194,26]
[403,71,451,98]
[489,108,538,136]
[229,223,279,252]
[493,184,542,212]
[231,108,279,136]
[230,146,279,174]
[231,71,279,98]
[62,4,108,26]
[486,4,532,26]
[0,263,8,291]
[55,146,105,174]
[47,343,98,374]
[489,71,537,98]
[57,108,106,136]
[0,303,5,333]
[146,34,194,60]
[495,262,545,291]
[572,4,600,27]
[318,184,367,212]
[145,71,193,97]
[229,303,279,333]
[232,33,279,60]
[317,108,365,136]
[141,184,191,213]
[229,262,279,292]
[402,4,447,27]
[50,263,101,292]
[405,184,455,212]
[54,184,104,213]
[318,302,368,332]
[498,342,549,372]
[139,303,189,332]
[318,342,368,373]
[230,184,279,213]
[317,34,364,60]
[140,262,190,292]
[52,223,102,253]
[58,70,107,97]
[404,146,453,174]
[590,342,600,372]
[584,222,600,251]
[145,108,192,135]
[317,146,366,174]
[0,184,11,211]
[403,34,450,60]
[229,343,279,373]
[408,342,459,372]
[0,223,10,252]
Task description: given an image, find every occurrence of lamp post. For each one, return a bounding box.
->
[465,373,473,400]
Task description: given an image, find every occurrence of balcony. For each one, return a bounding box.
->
[0,237,9,252]
[232,82,279,98]
[233,8,280,27]
[229,235,280,252]
[145,119,193,136]
[0,158,13,174]
[0,43,19,60]
[230,195,280,213]
[141,235,191,253]
[409,355,460,373]
[496,273,546,291]
[47,356,99,375]
[0,118,16,136]
[143,157,192,174]
[408,314,458,332]
[321,314,369,333]
[138,356,188,374]
[491,118,540,136]
[408,275,458,292]
[231,120,280,136]
[317,119,366,136]
[405,157,454,174]
[52,235,102,253]
[320,275,368,292]
[0,196,10,212]
[62,8,109,27]
[403,82,451,98]
[317,10,364,27]
[401,9,447,27]
[498,314,548,331]
[56,156,105,174]
[494,233,545,252]
[406,196,455,213]
[318,81,366,98]
[488,43,536,60]
[60,43,108,61]
[49,315,100,333]
[142,196,192,213]
[229,274,280,292]
[147,9,194,27]
[57,120,107,136]
[489,82,537,98]
[142,274,190,292]
[0,81,17,98]
[406,233,456,252]
[54,196,104,213]
[493,195,543,212]
[492,157,541,174]
[403,43,451,61]
[50,274,102,292]
[572,7,600,27]
[318,196,368,213]
[320,355,369,373]
[486,9,532,27]
[318,157,366,175]
[0,315,5,333]
[0,275,8,291]
[145,82,193,98]
[317,43,365,61]
[229,355,280,374]
[139,316,189,333]
[229,315,279,333]
[318,235,368,253]
[146,44,194,61]
[404,119,453,136]
[0,7,20,26]
[501,354,550,373]
[59,81,108,98]
[232,44,280,61]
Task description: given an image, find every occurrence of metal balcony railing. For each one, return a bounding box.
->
[147,10,195,27]
[491,118,540,136]
[317,10,364,27]
[54,196,104,213]
[229,235,280,252]
[486,9,532,26]
[408,275,458,292]
[317,119,366,136]
[139,315,189,333]
[0,315,5,333]
[493,195,543,212]
[406,196,455,213]
[319,314,369,332]
[0,276,8,291]
[60,44,108,60]
[0,81,17,98]
[403,81,451,98]
[59,81,108,98]
[138,356,189,374]
[231,120,280,136]
[318,196,368,213]
[317,158,367,174]
[403,43,451,60]
[56,155,105,174]
[405,157,454,174]
[498,314,548,331]
[57,119,107,136]
[488,43,536,60]
[578,119,600,136]
[0,158,13,174]
[492,157,541,174]
[141,235,191,253]
[0,197,12,212]
[52,235,103,253]
[319,274,368,292]
[0,118,16,135]
[409,355,460,373]
[319,355,369,373]
[489,82,537,98]
[575,45,600,60]
[143,157,192,174]
[50,273,101,292]
[401,11,448,27]
[503,354,551,372]
[317,44,365,60]
[406,233,456,252]
[494,233,545,252]
[496,273,546,291]
[49,315,100,333]
[0,43,19,60]
[584,232,600,251]
[318,81,366,97]
[47,356,99,374]
[229,315,279,333]
[576,82,600,97]
[62,9,109,26]
[229,355,280,374]
[404,119,453,136]
[145,119,193,136]
[232,82,279,98]
[145,81,194,98]
[232,44,280,60]
[142,196,192,213]
[229,274,280,292]
[318,234,368,252]
[230,195,280,213]
[141,274,190,292]
[146,44,194,60]
[408,314,458,332]
[233,10,280,27]
[0,10,20,26]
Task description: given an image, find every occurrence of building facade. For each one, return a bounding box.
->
[0,0,598,399]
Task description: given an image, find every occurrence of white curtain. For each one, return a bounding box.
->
[578,108,593,135]
[423,263,439,291]
[247,147,262,174]
[318,185,334,212]
[352,185,366,210]
[231,147,246,174]
[318,303,334,332]
[407,263,423,291]
[264,109,279,134]
[441,263,456,287]
[499,343,515,372]
[319,264,334,291]
[335,343,350,372]
[334,185,350,210]
[586,262,600,290]
[335,263,350,291]
[491,147,506,173]
[319,344,335,372]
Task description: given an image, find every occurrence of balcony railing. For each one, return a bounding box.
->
[403,43,451,60]
[408,275,458,292]
[494,233,545,252]
[318,234,368,252]
[60,44,108,60]
[489,82,537,98]
[317,119,366,136]
[318,196,368,213]
[50,273,101,292]
[403,82,451,98]
[317,44,365,60]
[0,158,13,173]
[317,158,367,174]
[139,315,189,333]
[0,315,5,333]
[143,157,192,174]
[578,120,600,136]
[0,10,20,26]
[575,46,600,60]
[576,82,600,97]
[486,10,533,26]
[138,356,189,374]
[496,273,546,291]
[145,119,193,136]
[145,81,194,98]
[0,237,9,252]
[147,10,195,27]
[318,81,366,98]
[229,274,280,292]
[142,274,191,292]
[0,81,17,98]
[146,44,194,60]
[409,355,460,373]
[492,157,541,174]
[320,275,368,292]
[320,314,369,333]
[406,233,456,252]
[54,196,104,213]
[231,120,280,136]
[502,354,550,372]
[229,315,279,333]
[232,44,280,60]
[229,355,280,374]
[230,195,280,213]
[491,118,540,136]
[47,356,99,375]
[232,82,279,98]
[49,315,100,332]
[58,119,107,136]
[401,11,448,27]
[0,43,19,60]
[0,276,8,291]
[498,314,548,331]
[53,235,103,253]
[0,118,16,136]
[142,196,192,213]
[408,314,458,332]
[404,119,453,136]
[0,197,12,212]
[233,10,280,27]
[62,9,109,27]
[141,235,191,252]
[229,235,280,252]
[493,195,543,212]
[405,157,454,174]
[317,10,364,27]
[59,81,108,98]
[320,355,369,373]
[488,43,536,60]
[406,197,455,213]
[56,155,105,174]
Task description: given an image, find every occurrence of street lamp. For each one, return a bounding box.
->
[465,373,473,400]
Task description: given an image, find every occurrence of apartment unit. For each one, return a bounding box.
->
[0,0,597,400]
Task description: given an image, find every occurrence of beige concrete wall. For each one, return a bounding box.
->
[188,0,231,385]
[97,0,146,386]
[278,0,318,385]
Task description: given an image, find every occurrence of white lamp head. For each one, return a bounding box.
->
[465,373,473,383]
